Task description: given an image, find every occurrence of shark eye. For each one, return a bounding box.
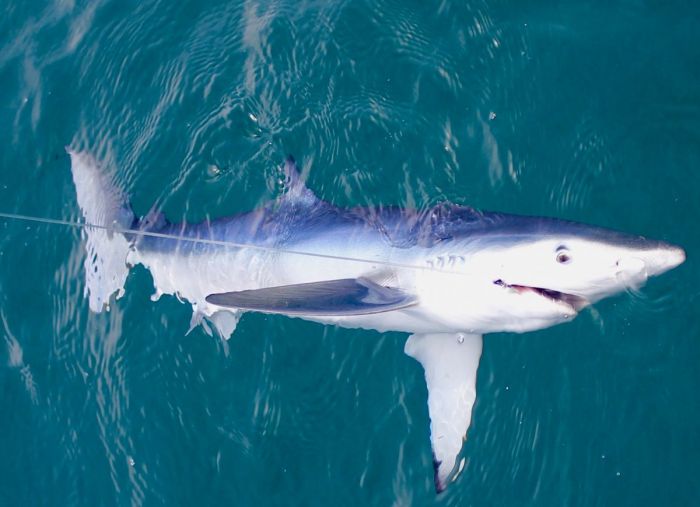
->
[556,249,572,264]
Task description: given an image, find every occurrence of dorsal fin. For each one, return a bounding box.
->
[280,156,318,206]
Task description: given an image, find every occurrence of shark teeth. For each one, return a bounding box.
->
[493,279,589,311]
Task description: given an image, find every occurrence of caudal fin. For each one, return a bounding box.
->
[68,149,134,312]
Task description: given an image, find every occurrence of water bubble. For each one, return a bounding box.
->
[207,164,222,177]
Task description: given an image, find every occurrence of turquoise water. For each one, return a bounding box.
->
[1,0,699,505]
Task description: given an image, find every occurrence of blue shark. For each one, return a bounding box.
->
[69,150,685,492]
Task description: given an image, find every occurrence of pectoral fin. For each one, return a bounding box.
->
[405,332,483,493]
[206,278,417,316]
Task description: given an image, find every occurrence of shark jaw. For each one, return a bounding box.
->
[493,278,590,313]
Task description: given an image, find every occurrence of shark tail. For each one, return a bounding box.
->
[68,149,134,312]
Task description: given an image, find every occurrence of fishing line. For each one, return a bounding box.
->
[0,211,468,276]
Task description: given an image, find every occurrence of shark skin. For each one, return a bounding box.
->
[69,150,685,493]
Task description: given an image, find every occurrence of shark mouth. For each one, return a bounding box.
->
[493,279,589,311]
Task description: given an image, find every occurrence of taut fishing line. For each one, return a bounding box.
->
[0,211,468,276]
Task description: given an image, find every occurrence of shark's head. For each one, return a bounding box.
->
[445,212,686,333]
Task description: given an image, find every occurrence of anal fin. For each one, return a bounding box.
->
[405,332,483,493]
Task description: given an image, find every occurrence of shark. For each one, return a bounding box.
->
[69,149,685,493]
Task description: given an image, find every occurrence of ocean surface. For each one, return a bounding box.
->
[1,0,699,505]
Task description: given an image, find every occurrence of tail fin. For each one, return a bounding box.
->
[68,149,134,312]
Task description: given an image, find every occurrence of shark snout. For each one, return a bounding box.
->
[647,244,686,274]
[620,244,686,278]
